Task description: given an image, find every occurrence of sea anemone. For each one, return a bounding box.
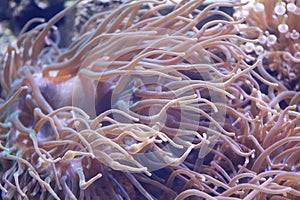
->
[0,0,300,199]
[235,0,300,91]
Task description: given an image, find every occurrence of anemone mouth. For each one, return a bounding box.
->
[1,0,300,200]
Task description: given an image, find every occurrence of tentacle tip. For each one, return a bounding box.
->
[146,172,152,176]
[291,104,297,109]
[21,85,29,90]
[33,107,40,112]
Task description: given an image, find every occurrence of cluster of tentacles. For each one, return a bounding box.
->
[0,0,300,199]
[235,0,300,91]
